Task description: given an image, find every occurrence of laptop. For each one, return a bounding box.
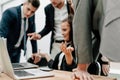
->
[12,62,39,70]
[0,38,54,79]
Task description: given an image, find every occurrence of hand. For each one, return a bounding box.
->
[39,53,47,58]
[39,53,51,62]
[60,42,74,55]
[72,68,94,80]
[27,33,41,40]
[102,64,110,76]
[101,56,110,75]
[31,53,41,64]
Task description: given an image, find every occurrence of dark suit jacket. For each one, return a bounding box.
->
[39,2,71,53]
[0,5,37,55]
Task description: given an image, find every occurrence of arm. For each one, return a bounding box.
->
[28,15,38,63]
[0,9,15,37]
[30,39,37,53]
[72,64,94,80]
[60,42,77,71]
[27,5,53,40]
[28,15,38,53]
[77,64,89,71]
[31,52,51,64]
[60,42,74,65]
[38,6,53,37]
[39,53,51,62]
[39,52,59,69]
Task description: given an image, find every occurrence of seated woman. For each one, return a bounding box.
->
[30,15,77,71]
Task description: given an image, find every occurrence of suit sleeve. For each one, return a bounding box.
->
[31,40,37,53]
[73,0,93,63]
[29,15,37,53]
[38,7,52,38]
[0,9,15,37]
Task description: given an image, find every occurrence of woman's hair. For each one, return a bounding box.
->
[62,14,74,43]
[28,0,40,8]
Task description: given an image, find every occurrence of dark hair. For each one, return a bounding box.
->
[28,0,40,8]
[62,14,74,43]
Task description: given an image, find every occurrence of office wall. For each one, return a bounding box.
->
[0,0,51,62]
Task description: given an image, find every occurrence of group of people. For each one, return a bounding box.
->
[0,0,120,80]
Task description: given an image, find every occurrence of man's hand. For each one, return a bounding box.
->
[31,53,41,64]
[27,33,41,40]
[72,68,94,80]
[72,64,94,80]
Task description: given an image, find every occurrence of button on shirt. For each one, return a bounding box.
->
[15,6,28,48]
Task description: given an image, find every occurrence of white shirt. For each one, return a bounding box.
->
[54,1,68,40]
[58,52,65,70]
[15,6,28,48]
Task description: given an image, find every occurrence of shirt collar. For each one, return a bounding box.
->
[21,6,25,19]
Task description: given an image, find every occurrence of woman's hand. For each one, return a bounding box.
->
[101,56,110,76]
[60,42,74,65]
[60,42,74,55]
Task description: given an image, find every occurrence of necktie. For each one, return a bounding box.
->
[23,18,26,56]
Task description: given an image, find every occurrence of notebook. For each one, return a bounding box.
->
[0,38,54,79]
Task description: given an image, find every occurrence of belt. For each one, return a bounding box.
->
[54,40,64,43]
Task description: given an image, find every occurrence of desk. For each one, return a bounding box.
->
[0,70,116,80]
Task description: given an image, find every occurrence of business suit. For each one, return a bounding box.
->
[38,2,71,56]
[100,0,120,61]
[73,0,93,63]
[72,0,106,63]
[0,5,37,63]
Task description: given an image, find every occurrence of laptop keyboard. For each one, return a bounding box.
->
[14,70,34,77]
[12,64,23,68]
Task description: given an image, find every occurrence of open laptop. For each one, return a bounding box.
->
[12,62,39,70]
[0,38,54,79]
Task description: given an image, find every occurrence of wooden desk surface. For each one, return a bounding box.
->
[0,70,116,80]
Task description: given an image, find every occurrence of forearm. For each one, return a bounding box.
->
[31,40,37,53]
[38,26,51,38]
[65,53,73,65]
[77,63,90,71]
[44,54,51,62]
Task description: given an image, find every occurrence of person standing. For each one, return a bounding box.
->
[72,0,107,80]
[0,0,40,63]
[27,0,73,59]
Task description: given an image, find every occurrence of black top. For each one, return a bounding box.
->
[47,43,77,71]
